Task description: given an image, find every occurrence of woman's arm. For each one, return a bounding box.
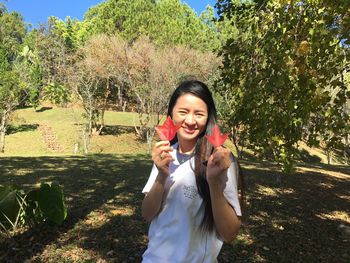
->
[206,147,241,243]
[208,178,241,242]
[141,141,173,222]
[141,173,167,222]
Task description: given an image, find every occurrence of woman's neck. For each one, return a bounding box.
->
[177,139,196,154]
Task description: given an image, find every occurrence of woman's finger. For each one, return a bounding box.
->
[155,141,170,148]
[152,143,172,159]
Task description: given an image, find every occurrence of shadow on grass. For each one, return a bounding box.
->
[6,124,39,135]
[295,148,323,163]
[35,106,53,112]
[331,148,350,165]
[297,162,350,177]
[0,156,349,262]
[219,160,350,263]
[240,147,323,164]
[100,125,135,136]
[0,154,150,262]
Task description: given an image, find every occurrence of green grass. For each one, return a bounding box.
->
[4,106,148,156]
[0,106,349,262]
[5,124,49,155]
[13,107,146,127]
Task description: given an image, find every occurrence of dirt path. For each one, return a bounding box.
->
[38,122,63,152]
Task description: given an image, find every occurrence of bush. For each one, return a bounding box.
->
[0,182,67,234]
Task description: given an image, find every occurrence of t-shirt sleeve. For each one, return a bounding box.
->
[223,156,242,216]
[142,164,159,194]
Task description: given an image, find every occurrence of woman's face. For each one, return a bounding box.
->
[172,93,208,145]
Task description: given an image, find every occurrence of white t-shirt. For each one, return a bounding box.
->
[142,144,241,263]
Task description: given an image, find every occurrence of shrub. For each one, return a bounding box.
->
[0,182,67,234]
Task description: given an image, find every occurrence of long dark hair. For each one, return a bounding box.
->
[167,80,221,232]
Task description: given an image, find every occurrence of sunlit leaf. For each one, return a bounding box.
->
[205,124,228,147]
[155,116,180,141]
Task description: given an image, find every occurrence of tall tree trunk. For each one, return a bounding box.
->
[117,85,123,111]
[97,80,111,135]
[0,111,8,152]
[0,129,5,153]
[82,127,90,154]
[230,129,241,159]
[326,149,332,165]
[344,135,349,163]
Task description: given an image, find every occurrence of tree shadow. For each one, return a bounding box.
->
[16,105,33,110]
[294,148,322,163]
[239,150,261,162]
[0,154,151,262]
[6,124,39,135]
[35,106,53,112]
[1,156,349,262]
[219,160,350,263]
[100,125,135,136]
[240,147,323,164]
[297,162,350,177]
[331,148,349,165]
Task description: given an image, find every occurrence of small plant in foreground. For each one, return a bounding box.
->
[0,182,67,235]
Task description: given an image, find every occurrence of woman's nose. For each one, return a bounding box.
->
[184,114,196,125]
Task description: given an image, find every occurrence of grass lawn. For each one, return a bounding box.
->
[0,106,349,262]
[5,106,148,156]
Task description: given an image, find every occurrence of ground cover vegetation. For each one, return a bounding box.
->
[0,0,349,262]
[0,154,348,262]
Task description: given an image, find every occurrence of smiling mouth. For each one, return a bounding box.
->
[183,127,196,134]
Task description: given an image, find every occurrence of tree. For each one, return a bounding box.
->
[79,34,130,134]
[83,0,220,51]
[215,0,349,172]
[0,6,27,152]
[21,16,84,108]
[66,34,130,152]
[66,63,100,153]
[48,16,83,52]
[14,44,43,109]
[149,0,219,50]
[128,37,221,148]
[0,70,23,152]
[83,0,156,41]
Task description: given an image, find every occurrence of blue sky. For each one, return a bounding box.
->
[5,0,217,27]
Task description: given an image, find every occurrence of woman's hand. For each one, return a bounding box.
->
[206,146,231,184]
[151,141,174,177]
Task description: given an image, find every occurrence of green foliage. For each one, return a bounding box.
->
[0,70,22,108]
[0,182,67,233]
[0,185,22,231]
[47,16,83,52]
[34,182,67,225]
[0,6,28,151]
[83,0,219,51]
[83,0,157,42]
[29,21,70,93]
[215,0,349,172]
[0,10,26,56]
[43,82,70,106]
[0,6,26,84]
[14,45,43,108]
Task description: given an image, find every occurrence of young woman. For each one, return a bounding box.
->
[141,80,242,262]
